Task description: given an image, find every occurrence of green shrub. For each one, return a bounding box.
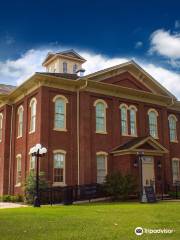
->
[168,191,180,198]
[24,171,48,204]
[104,172,137,200]
[0,194,23,203]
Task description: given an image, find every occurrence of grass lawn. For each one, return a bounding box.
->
[0,202,180,240]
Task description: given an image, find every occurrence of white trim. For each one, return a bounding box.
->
[94,99,108,134]
[29,97,37,134]
[0,113,3,143]
[96,152,108,184]
[53,150,66,185]
[119,103,128,136]
[147,108,159,116]
[17,105,24,138]
[53,95,68,131]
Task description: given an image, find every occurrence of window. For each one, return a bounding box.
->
[29,98,37,133]
[53,150,66,184]
[30,155,36,170]
[172,159,180,183]
[120,104,128,135]
[73,64,77,74]
[17,106,24,138]
[63,62,67,73]
[129,106,137,136]
[53,95,68,131]
[94,100,107,133]
[0,113,3,142]
[16,154,22,185]
[168,115,177,142]
[96,152,107,184]
[148,109,158,138]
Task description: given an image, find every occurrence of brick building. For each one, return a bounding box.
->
[0,49,180,196]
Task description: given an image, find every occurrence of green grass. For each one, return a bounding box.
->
[0,202,180,240]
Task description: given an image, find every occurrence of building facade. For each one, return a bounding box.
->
[0,50,180,196]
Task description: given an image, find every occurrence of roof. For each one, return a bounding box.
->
[0,84,16,94]
[84,60,176,99]
[42,49,86,66]
[36,72,79,80]
[111,136,168,156]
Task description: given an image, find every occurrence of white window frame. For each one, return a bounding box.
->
[129,105,137,136]
[53,95,68,131]
[29,98,37,134]
[73,64,77,74]
[148,108,158,139]
[16,154,22,186]
[17,105,24,138]
[120,103,128,136]
[96,151,108,184]
[172,158,180,184]
[53,150,66,186]
[94,99,108,134]
[0,113,3,143]
[168,114,178,143]
[30,155,36,171]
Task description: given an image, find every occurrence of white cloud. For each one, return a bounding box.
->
[135,41,143,48]
[150,29,180,59]
[0,47,180,99]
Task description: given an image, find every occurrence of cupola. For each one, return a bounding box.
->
[42,49,86,75]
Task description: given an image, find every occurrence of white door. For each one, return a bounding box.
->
[142,156,155,191]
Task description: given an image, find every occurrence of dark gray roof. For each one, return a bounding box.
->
[111,136,148,152]
[0,84,16,94]
[36,72,79,80]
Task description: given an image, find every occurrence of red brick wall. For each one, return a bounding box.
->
[1,78,180,195]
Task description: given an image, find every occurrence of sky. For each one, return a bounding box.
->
[0,0,180,97]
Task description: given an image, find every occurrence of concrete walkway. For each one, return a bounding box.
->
[0,202,27,209]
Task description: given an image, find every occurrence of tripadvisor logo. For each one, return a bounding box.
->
[135,227,174,236]
[135,227,143,236]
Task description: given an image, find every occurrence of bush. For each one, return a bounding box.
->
[0,194,23,202]
[24,171,48,204]
[104,172,137,200]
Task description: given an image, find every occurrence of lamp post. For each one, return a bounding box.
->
[136,151,145,202]
[29,144,47,207]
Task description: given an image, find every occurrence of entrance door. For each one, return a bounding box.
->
[142,156,155,191]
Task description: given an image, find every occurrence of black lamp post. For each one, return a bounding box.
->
[136,151,144,202]
[29,144,47,207]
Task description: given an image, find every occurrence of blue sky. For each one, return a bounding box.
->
[0,0,180,97]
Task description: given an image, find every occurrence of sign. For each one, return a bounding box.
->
[144,186,156,203]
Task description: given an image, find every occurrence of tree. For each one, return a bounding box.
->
[24,171,48,204]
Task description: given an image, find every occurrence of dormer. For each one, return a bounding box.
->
[42,49,86,74]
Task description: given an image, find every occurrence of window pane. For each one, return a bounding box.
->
[149,111,158,138]
[54,153,65,183]
[172,160,180,183]
[121,107,127,134]
[130,109,136,135]
[55,99,65,129]
[169,117,177,141]
[97,155,106,184]
[96,102,106,132]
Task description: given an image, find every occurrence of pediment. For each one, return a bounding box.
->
[100,71,152,93]
[111,136,168,156]
[86,61,176,99]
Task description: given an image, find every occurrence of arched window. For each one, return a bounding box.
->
[63,62,67,73]
[16,154,22,186]
[17,105,24,138]
[53,150,66,185]
[30,155,36,171]
[0,113,3,142]
[148,109,158,138]
[172,158,180,183]
[29,98,37,133]
[120,104,128,135]
[168,115,177,142]
[129,105,137,136]
[96,152,108,184]
[94,100,107,133]
[73,64,77,74]
[53,95,68,131]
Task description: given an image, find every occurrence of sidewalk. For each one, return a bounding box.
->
[0,202,27,209]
